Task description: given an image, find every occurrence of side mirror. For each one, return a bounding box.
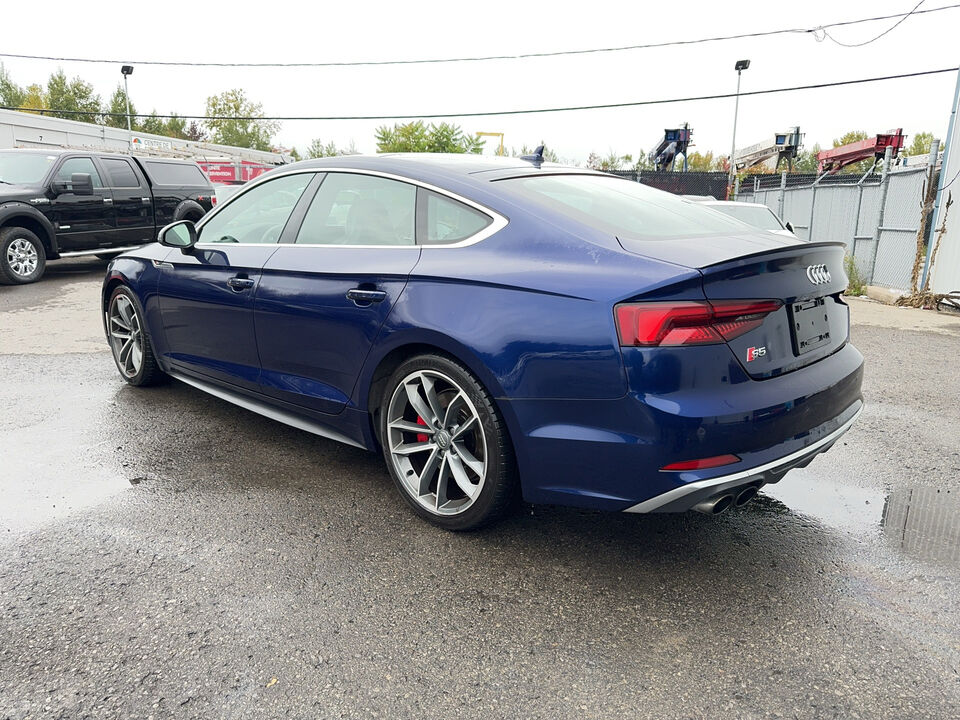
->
[158,220,198,252]
[70,173,93,196]
[785,221,795,233]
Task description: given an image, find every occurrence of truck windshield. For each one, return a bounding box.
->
[0,152,57,185]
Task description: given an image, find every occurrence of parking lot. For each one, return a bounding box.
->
[2,258,960,719]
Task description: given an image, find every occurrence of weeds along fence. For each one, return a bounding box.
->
[739,167,938,291]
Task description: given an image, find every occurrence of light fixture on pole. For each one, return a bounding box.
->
[728,59,750,196]
[121,65,134,152]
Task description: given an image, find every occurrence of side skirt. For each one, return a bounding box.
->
[168,370,367,450]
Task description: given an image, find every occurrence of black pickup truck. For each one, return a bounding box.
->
[0,148,215,284]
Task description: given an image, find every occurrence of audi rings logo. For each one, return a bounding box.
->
[806,264,832,285]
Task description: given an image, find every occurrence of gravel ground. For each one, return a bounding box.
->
[1,259,959,719]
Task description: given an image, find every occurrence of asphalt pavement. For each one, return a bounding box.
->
[1,258,959,719]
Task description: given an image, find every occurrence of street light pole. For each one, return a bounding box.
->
[121,65,134,152]
[728,59,750,197]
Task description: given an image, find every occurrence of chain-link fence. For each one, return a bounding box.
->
[739,167,938,290]
[610,170,729,199]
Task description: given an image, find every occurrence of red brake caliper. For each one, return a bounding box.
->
[415,415,428,443]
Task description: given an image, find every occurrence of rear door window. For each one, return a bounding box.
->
[296,173,416,246]
[101,158,142,188]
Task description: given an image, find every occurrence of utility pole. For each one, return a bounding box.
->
[728,59,750,198]
[920,64,960,290]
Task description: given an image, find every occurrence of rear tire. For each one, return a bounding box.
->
[106,285,166,386]
[0,227,46,284]
[380,354,517,531]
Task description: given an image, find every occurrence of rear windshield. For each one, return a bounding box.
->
[708,203,784,231]
[501,174,750,239]
[142,160,209,186]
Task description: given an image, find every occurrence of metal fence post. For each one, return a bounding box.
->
[867,146,894,284]
[778,171,786,219]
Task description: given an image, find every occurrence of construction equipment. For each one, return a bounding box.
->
[817,129,905,174]
[476,132,505,156]
[734,127,803,172]
[648,125,692,171]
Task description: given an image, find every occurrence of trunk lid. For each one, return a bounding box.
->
[618,235,849,379]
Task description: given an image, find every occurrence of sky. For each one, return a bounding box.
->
[1,0,958,164]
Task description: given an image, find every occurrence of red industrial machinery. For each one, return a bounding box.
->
[197,159,276,184]
[816,129,905,174]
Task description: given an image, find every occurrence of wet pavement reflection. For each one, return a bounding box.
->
[762,472,960,563]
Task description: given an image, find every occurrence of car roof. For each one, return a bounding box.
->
[0,147,198,165]
[291,153,604,186]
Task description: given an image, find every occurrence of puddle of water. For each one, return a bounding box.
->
[761,472,960,563]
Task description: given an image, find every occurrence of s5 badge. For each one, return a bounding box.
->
[746,346,767,362]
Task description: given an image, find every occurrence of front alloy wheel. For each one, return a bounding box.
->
[381,356,516,530]
[106,286,165,386]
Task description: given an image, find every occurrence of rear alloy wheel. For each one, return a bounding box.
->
[0,227,46,284]
[107,286,165,386]
[381,356,516,530]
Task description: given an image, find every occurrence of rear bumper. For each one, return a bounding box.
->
[498,341,864,512]
[623,402,862,513]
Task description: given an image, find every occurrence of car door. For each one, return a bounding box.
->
[98,156,154,246]
[255,171,421,414]
[49,155,115,252]
[157,172,314,392]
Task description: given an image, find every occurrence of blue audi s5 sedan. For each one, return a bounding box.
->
[101,154,863,530]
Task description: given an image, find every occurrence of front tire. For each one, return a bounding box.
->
[0,227,46,284]
[106,286,165,386]
[380,355,517,531]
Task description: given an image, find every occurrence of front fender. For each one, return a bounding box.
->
[0,202,58,255]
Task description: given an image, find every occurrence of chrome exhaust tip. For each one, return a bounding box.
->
[735,485,759,507]
[693,494,735,515]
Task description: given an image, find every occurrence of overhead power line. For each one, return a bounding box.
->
[2,67,956,121]
[0,4,957,68]
[818,0,928,47]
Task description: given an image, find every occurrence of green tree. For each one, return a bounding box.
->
[140,111,165,135]
[685,151,719,172]
[632,150,654,171]
[0,63,25,107]
[289,147,302,161]
[375,121,484,154]
[21,84,47,114]
[204,89,279,151]
[792,143,822,173]
[164,113,188,139]
[906,132,943,157]
[104,84,138,130]
[307,138,340,158]
[45,69,101,124]
[586,151,633,171]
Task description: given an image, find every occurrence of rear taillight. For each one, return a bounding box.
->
[661,454,741,471]
[615,299,782,347]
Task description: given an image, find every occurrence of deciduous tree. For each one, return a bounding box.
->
[375,121,484,154]
[204,89,279,151]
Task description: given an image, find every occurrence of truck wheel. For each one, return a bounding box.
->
[0,227,47,284]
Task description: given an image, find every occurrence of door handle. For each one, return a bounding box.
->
[227,276,256,291]
[103,197,113,204]
[346,288,387,305]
